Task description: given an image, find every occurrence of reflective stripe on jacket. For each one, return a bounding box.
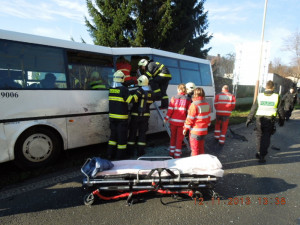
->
[214,91,236,116]
[256,93,279,117]
[146,62,172,79]
[126,87,154,117]
[90,80,106,89]
[109,85,129,120]
[184,97,211,136]
[165,93,191,126]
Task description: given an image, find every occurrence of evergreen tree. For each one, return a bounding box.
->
[85,0,134,47]
[85,0,211,58]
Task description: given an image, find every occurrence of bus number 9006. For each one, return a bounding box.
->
[1,92,19,98]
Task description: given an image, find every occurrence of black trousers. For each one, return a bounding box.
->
[256,116,274,157]
[107,119,128,159]
[127,116,149,156]
[151,76,170,108]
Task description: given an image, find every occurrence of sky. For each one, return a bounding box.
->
[0,0,299,65]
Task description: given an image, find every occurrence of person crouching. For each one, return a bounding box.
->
[183,87,211,156]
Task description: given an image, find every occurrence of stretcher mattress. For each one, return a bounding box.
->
[95,154,224,178]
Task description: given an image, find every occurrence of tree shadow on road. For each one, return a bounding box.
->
[214,173,297,199]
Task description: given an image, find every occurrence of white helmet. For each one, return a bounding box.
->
[138,59,148,67]
[137,75,149,86]
[186,82,196,94]
[113,70,125,83]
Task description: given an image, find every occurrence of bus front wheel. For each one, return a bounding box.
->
[14,127,62,169]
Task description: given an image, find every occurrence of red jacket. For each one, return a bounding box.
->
[165,93,191,126]
[214,91,236,116]
[116,62,137,83]
[184,97,211,136]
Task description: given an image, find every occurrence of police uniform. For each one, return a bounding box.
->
[107,73,130,160]
[145,61,172,108]
[247,90,284,161]
[126,85,154,157]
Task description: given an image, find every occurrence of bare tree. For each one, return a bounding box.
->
[282,30,300,83]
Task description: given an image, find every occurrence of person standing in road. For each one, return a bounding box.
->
[138,59,172,109]
[214,85,236,146]
[107,70,130,160]
[183,87,211,156]
[246,80,285,163]
[281,87,297,121]
[164,84,191,158]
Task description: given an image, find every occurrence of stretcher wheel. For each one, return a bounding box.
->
[84,193,95,206]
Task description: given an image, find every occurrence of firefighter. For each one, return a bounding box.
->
[138,59,172,109]
[246,80,285,163]
[107,70,130,160]
[164,84,191,158]
[89,71,106,89]
[214,85,236,146]
[183,87,211,156]
[126,75,154,157]
[186,82,196,99]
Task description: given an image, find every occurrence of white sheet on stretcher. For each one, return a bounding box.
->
[96,154,224,178]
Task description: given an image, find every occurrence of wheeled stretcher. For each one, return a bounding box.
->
[81,154,224,206]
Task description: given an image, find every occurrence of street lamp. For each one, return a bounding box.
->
[253,0,268,104]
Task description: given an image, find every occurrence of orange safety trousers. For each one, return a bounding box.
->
[169,124,184,158]
[214,117,229,145]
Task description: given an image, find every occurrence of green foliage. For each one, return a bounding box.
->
[85,0,211,58]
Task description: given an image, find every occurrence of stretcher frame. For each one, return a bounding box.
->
[81,156,220,206]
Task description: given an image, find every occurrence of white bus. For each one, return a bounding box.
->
[0,29,215,168]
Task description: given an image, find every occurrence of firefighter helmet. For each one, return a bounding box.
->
[186,82,196,94]
[137,75,149,86]
[113,70,125,83]
[138,59,148,67]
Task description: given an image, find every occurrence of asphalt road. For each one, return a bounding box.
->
[1,110,300,225]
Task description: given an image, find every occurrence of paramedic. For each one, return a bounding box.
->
[107,70,130,160]
[246,80,285,163]
[138,59,172,109]
[186,82,196,99]
[214,85,236,146]
[116,56,137,86]
[164,84,191,158]
[126,75,154,157]
[183,87,211,156]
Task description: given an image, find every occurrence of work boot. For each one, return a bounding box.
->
[106,149,114,160]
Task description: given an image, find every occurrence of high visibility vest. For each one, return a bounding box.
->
[165,93,191,126]
[184,97,211,136]
[214,91,236,116]
[256,93,279,117]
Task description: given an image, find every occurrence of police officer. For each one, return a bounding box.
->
[107,70,130,160]
[138,59,172,109]
[126,75,154,157]
[246,80,285,163]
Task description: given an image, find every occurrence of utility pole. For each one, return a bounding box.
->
[253,0,268,104]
